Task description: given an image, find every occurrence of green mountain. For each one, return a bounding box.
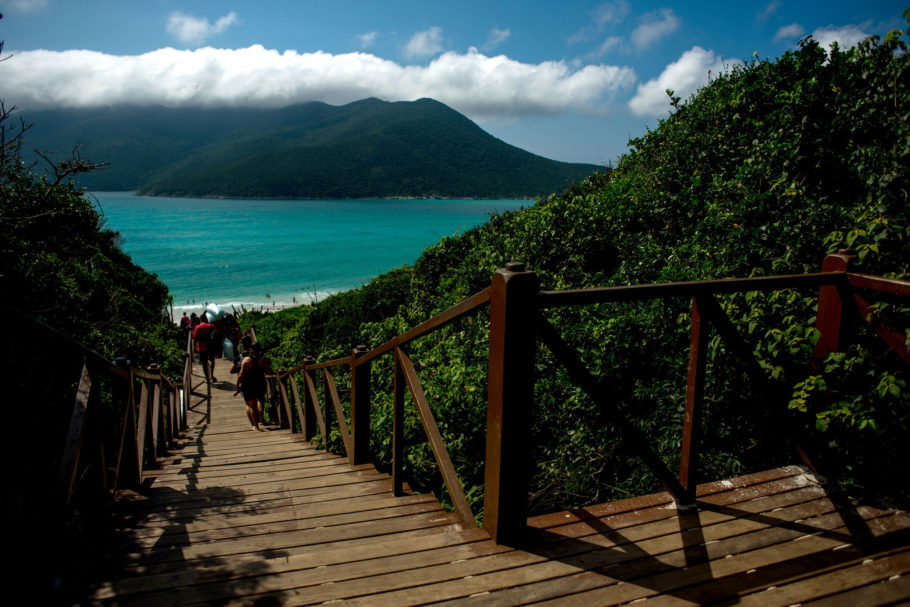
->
[21,98,601,199]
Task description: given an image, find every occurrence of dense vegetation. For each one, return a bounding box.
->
[1,93,183,596]
[22,98,601,199]
[245,22,910,518]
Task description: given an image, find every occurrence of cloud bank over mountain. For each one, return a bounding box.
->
[0,45,637,120]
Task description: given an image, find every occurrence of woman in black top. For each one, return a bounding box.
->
[236,343,273,431]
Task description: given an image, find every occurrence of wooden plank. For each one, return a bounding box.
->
[730,546,910,606]
[521,513,910,607]
[59,362,92,506]
[138,469,391,506]
[323,368,353,458]
[803,573,910,606]
[528,465,806,531]
[90,527,492,602]
[143,452,347,482]
[116,478,400,523]
[122,499,446,550]
[388,510,890,607]
[148,449,333,474]
[145,461,378,492]
[197,477,815,607]
[118,485,419,528]
[123,494,438,539]
[339,491,845,606]
[525,484,829,551]
[397,347,475,525]
[119,510,462,568]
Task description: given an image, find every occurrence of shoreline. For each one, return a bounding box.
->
[170,297,322,324]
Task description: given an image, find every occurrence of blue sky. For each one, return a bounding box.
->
[0,1,904,165]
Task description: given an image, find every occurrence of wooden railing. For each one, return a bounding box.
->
[269,288,493,526]
[268,252,910,544]
[47,318,197,510]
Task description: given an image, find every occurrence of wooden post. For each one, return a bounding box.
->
[174,379,185,434]
[392,349,406,496]
[170,384,179,442]
[483,262,538,545]
[351,345,372,465]
[679,295,709,502]
[148,364,165,458]
[277,371,294,430]
[815,250,855,360]
[302,356,317,439]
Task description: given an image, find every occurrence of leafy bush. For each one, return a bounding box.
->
[1,97,183,598]
[253,18,910,515]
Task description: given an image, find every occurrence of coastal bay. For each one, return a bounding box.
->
[92,192,525,314]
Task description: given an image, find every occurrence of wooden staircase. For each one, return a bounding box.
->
[85,358,910,605]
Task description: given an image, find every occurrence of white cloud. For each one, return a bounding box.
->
[357,31,378,50]
[775,23,806,42]
[485,28,510,50]
[569,0,629,44]
[812,24,870,52]
[628,46,740,117]
[630,9,680,50]
[5,0,49,12]
[405,26,444,60]
[166,11,239,47]
[595,36,623,57]
[758,0,780,22]
[593,1,630,27]
[0,46,638,120]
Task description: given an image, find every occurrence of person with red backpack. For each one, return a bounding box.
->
[192,314,218,382]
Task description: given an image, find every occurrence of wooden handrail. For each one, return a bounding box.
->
[270,288,493,469]
[9,305,192,512]
[536,271,844,307]
[291,256,909,545]
[356,287,491,366]
[847,272,910,297]
[297,356,349,372]
[278,289,491,378]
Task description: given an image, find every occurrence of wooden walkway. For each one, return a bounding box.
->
[87,358,910,606]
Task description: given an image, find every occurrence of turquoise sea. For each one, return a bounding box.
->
[91,192,526,315]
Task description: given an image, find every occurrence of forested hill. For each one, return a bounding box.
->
[21,98,601,199]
